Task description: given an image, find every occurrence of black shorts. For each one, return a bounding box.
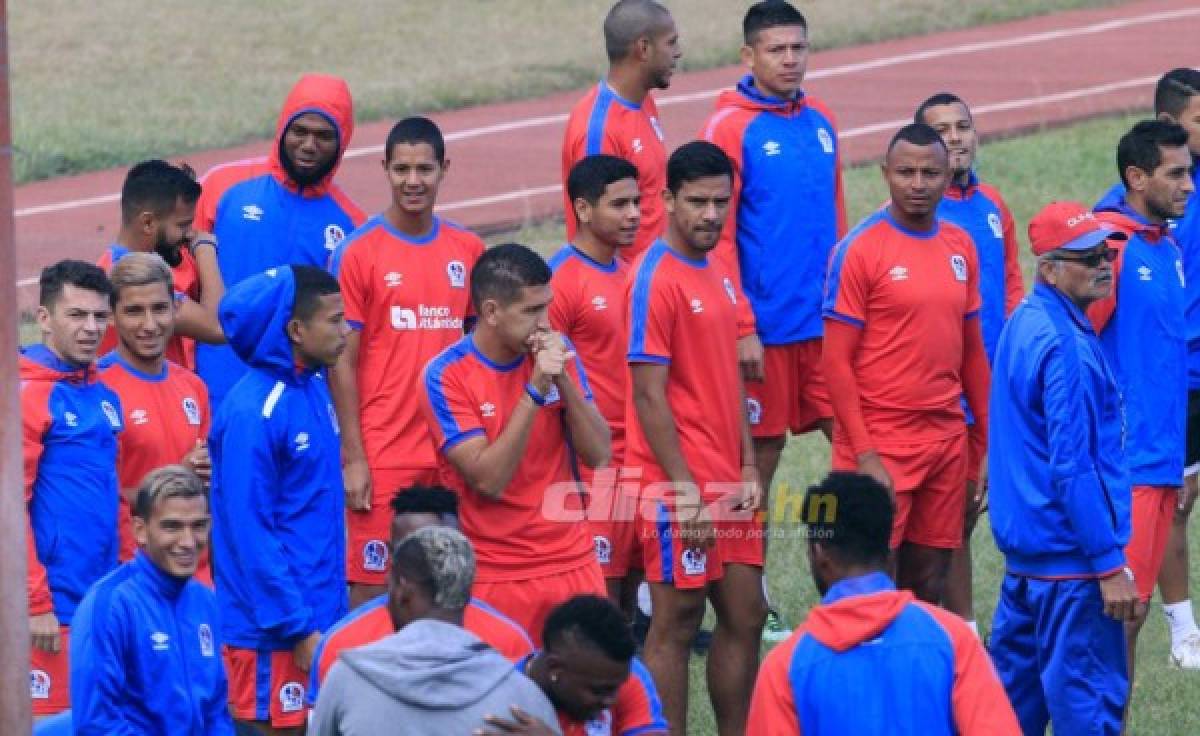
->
[1187,389,1200,471]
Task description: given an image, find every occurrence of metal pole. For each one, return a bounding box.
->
[0,0,32,731]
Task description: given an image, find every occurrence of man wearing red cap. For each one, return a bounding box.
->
[987,201,1138,735]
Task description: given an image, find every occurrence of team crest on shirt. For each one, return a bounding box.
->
[182,397,202,426]
[101,400,122,429]
[987,213,1003,239]
[723,277,737,305]
[30,670,51,699]
[594,535,613,565]
[323,224,346,251]
[279,682,305,713]
[650,116,665,142]
[447,260,467,288]
[681,548,707,576]
[817,128,834,154]
[949,255,968,282]
[363,539,389,572]
[746,397,763,426]
[1178,259,1186,288]
[585,710,614,736]
[198,624,215,658]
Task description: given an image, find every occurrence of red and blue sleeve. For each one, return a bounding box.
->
[421,358,485,452]
[812,100,848,240]
[613,658,669,735]
[746,634,803,736]
[627,260,675,364]
[334,241,369,331]
[983,185,1025,314]
[923,605,1021,734]
[21,382,53,615]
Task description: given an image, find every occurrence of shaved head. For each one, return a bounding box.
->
[603,0,672,62]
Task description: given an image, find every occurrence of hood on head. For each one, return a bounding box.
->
[804,590,913,652]
[340,619,526,709]
[269,73,355,194]
[1094,186,1166,239]
[218,266,297,378]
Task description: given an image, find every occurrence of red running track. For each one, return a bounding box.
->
[10,0,1199,308]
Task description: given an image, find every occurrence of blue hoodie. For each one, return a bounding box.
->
[1092,189,1186,487]
[209,266,347,650]
[70,552,233,735]
[989,283,1130,577]
[20,344,123,624]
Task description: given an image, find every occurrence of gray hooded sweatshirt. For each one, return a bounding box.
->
[309,618,561,736]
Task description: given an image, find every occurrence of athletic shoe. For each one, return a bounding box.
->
[1170,631,1200,669]
[763,608,793,643]
[691,628,713,656]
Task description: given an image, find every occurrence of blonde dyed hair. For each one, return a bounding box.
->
[108,251,175,306]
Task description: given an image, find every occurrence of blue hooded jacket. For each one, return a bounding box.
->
[1092,188,1186,487]
[209,266,347,650]
[989,283,1130,577]
[70,552,233,735]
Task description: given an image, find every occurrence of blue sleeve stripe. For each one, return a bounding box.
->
[254,650,272,722]
[547,245,573,273]
[823,310,864,328]
[347,319,363,331]
[586,86,614,156]
[629,246,669,358]
[441,427,485,452]
[628,657,669,731]
[655,502,674,584]
[469,597,536,648]
[425,345,470,445]
[563,336,595,400]
[628,353,671,364]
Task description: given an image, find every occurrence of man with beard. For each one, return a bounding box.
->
[329,116,485,607]
[98,159,224,370]
[914,92,1025,635]
[562,0,680,260]
[1089,119,1195,685]
[98,253,212,578]
[822,124,990,606]
[194,73,365,407]
[21,260,123,719]
[746,472,1018,735]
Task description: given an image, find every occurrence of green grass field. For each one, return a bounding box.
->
[9,0,1119,183]
[500,111,1200,734]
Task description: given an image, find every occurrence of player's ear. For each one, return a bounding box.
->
[1124,164,1149,194]
[285,316,306,346]
[440,157,450,178]
[661,187,674,215]
[740,43,754,69]
[573,198,591,226]
[137,210,157,237]
[1157,111,1179,125]
[132,514,149,549]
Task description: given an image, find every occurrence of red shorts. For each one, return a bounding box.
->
[224,646,310,728]
[472,560,606,646]
[745,340,831,438]
[30,626,69,716]
[833,432,968,549]
[1126,485,1179,603]
[637,498,765,590]
[583,464,642,578]
[346,467,438,585]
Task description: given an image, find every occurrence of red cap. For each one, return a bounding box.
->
[1029,201,1126,256]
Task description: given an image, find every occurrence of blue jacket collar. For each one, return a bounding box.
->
[1033,281,1095,335]
[735,74,804,110]
[820,571,895,605]
[133,550,190,600]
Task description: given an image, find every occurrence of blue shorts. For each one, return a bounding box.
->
[989,575,1127,735]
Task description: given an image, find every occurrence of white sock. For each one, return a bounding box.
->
[637,582,652,617]
[761,575,773,609]
[1163,600,1200,647]
[965,620,979,638]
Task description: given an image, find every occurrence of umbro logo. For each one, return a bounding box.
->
[763,140,781,156]
[294,432,310,452]
[889,265,909,281]
[690,298,704,314]
[130,409,149,425]
[632,138,644,154]
[242,204,264,222]
[384,271,403,288]
[1138,265,1153,282]
[592,295,607,311]
[63,412,78,427]
[480,402,496,418]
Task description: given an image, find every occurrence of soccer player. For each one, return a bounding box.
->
[700,1,844,638]
[98,253,212,578]
[746,473,1019,735]
[988,201,1137,735]
[329,116,485,607]
[512,595,668,736]
[562,0,680,259]
[308,485,535,705]
[69,466,233,734]
[97,159,225,370]
[421,243,610,643]
[1090,119,1194,680]
[194,73,365,407]
[549,154,641,608]
[1150,68,1200,667]
[21,260,123,719]
[311,526,560,735]
[822,123,989,605]
[915,92,1025,631]
[209,265,349,734]
[626,141,764,735]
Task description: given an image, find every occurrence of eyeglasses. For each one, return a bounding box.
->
[1048,248,1117,268]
